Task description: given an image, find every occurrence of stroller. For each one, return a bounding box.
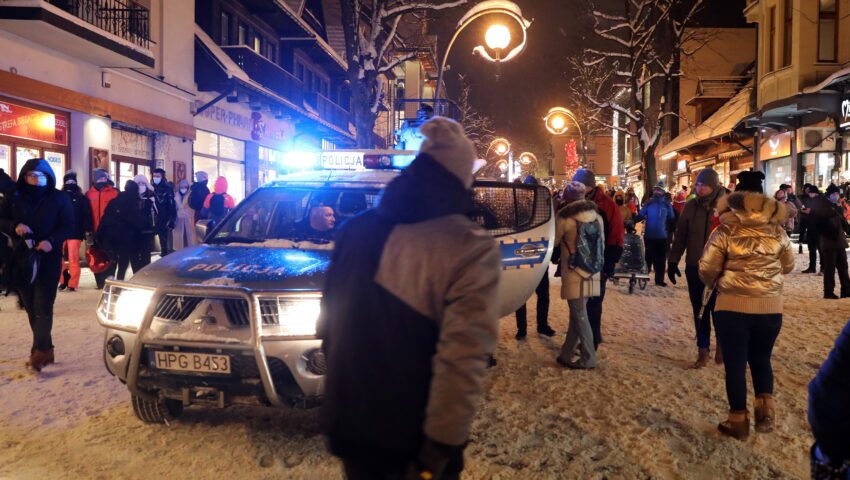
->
[611,230,649,294]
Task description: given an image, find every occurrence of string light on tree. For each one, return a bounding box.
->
[565,139,580,180]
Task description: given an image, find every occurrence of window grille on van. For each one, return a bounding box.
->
[470,183,552,237]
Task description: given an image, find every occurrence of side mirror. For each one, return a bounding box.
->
[195,219,213,243]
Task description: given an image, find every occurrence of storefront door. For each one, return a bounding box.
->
[763,156,793,196]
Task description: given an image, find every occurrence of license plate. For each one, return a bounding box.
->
[150,351,231,374]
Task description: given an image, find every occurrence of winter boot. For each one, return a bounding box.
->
[715,346,724,365]
[718,410,750,440]
[754,394,775,433]
[537,325,556,337]
[43,348,55,366]
[25,349,50,372]
[515,329,527,340]
[693,348,710,369]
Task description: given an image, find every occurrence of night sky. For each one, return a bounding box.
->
[433,0,749,154]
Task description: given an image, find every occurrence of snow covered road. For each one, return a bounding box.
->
[0,251,845,479]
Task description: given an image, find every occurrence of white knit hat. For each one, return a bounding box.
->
[418,116,476,188]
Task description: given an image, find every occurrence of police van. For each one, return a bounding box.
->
[96,149,555,423]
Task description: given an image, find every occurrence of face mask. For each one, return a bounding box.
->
[138,185,147,195]
[615,199,624,205]
[180,188,188,195]
[36,176,48,187]
[152,177,162,185]
[65,180,76,185]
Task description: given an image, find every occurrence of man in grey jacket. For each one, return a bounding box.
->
[668,168,725,368]
[319,117,501,480]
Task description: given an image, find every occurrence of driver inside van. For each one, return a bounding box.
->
[294,205,336,242]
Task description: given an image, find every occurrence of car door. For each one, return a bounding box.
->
[470,181,555,317]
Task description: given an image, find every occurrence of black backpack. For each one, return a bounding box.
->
[209,193,227,219]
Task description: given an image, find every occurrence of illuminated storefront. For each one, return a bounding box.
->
[758,131,793,195]
[0,96,69,180]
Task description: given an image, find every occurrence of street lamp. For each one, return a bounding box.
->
[486,137,511,158]
[544,106,586,175]
[434,0,532,103]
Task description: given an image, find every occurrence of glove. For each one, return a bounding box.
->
[405,438,464,480]
[667,263,681,285]
[602,246,623,275]
[85,232,94,247]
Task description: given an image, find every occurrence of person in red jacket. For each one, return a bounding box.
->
[572,169,624,349]
[86,168,119,289]
[202,176,237,226]
[673,185,688,214]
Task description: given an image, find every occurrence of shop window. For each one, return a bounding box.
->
[253,35,262,54]
[0,144,9,173]
[220,11,230,45]
[16,146,40,165]
[818,0,837,62]
[782,0,792,67]
[219,136,245,161]
[220,159,245,203]
[44,151,65,183]
[195,130,219,157]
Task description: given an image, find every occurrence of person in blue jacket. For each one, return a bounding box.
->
[640,183,676,286]
[809,320,850,479]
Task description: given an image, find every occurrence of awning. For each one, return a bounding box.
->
[802,66,850,94]
[657,85,752,158]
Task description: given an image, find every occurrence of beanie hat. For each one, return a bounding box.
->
[810,185,821,194]
[572,168,596,187]
[92,168,109,183]
[523,175,538,185]
[695,168,720,189]
[779,183,791,191]
[561,181,587,204]
[63,170,77,184]
[735,170,765,193]
[825,184,840,196]
[418,116,476,188]
[653,183,666,193]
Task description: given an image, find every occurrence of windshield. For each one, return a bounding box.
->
[208,187,381,246]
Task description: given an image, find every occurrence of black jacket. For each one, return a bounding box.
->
[188,179,209,212]
[319,154,500,463]
[0,159,73,286]
[152,172,176,231]
[62,183,94,240]
[812,195,849,250]
[97,181,152,256]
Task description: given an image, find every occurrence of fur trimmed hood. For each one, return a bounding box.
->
[558,200,599,223]
[716,191,788,226]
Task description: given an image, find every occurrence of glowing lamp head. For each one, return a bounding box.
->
[519,153,536,165]
[495,143,508,154]
[550,115,566,131]
[485,24,511,51]
[497,160,508,172]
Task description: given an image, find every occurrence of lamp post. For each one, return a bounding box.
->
[433,0,532,106]
[518,151,538,176]
[483,137,511,179]
[544,106,586,177]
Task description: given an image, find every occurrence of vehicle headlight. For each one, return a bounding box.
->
[97,284,155,331]
[257,296,320,337]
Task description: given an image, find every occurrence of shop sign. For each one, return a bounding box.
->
[193,100,289,144]
[112,129,151,159]
[840,97,850,128]
[0,101,67,145]
[677,160,687,171]
[759,131,792,161]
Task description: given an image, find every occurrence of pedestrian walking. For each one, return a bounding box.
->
[698,170,794,440]
[188,171,210,224]
[318,117,501,480]
[203,176,236,227]
[515,175,555,340]
[640,184,676,286]
[555,181,602,370]
[801,185,823,273]
[86,168,119,289]
[97,178,156,280]
[0,159,73,371]
[172,179,196,250]
[774,188,798,236]
[667,168,726,368]
[151,168,176,256]
[571,169,624,350]
[811,184,850,299]
[808,319,850,479]
[58,171,92,292]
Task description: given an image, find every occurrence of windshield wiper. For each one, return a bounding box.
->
[207,236,263,245]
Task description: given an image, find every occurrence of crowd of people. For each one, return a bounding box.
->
[0,163,235,372]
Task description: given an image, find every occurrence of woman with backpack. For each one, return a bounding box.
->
[203,176,236,227]
[555,181,604,370]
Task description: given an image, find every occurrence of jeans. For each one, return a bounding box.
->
[60,239,82,288]
[807,237,822,271]
[558,298,597,368]
[685,265,716,349]
[18,255,61,351]
[644,238,668,284]
[713,311,782,411]
[515,274,550,333]
[586,272,607,349]
[821,246,850,296]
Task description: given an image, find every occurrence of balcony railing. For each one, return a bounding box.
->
[396,98,460,121]
[48,0,150,49]
[221,45,303,106]
[693,76,750,99]
[304,91,350,130]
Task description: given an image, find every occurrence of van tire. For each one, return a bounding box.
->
[131,394,183,423]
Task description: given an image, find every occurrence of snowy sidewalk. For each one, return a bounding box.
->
[0,252,845,479]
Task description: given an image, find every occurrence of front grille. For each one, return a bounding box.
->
[258,298,279,325]
[153,295,203,322]
[153,295,251,327]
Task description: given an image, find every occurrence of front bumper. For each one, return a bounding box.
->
[100,281,324,409]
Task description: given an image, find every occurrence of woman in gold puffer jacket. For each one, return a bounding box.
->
[698,171,795,440]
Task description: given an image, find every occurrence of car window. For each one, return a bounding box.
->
[471,183,552,237]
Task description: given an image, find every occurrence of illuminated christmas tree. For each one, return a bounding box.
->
[565,139,580,179]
